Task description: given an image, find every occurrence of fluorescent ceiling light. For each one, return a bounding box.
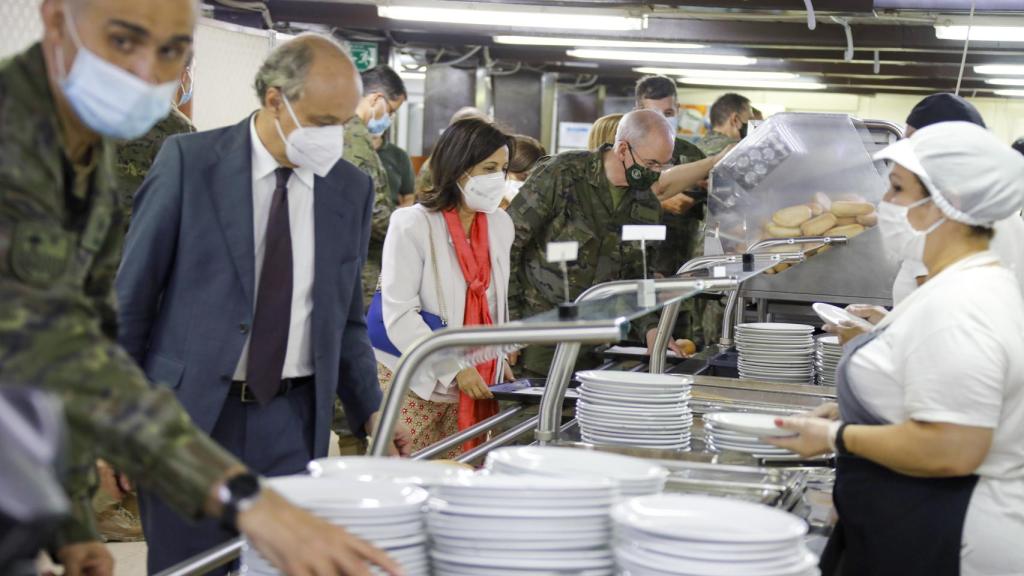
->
[494,36,702,50]
[568,49,756,66]
[994,89,1024,97]
[935,25,1024,42]
[378,6,643,31]
[678,78,826,90]
[398,72,426,81]
[634,66,797,80]
[986,78,1024,86]
[975,64,1024,76]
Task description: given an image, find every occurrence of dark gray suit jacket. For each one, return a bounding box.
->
[115,116,381,458]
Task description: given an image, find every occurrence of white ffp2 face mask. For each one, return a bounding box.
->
[460,172,506,214]
[274,94,344,177]
[503,179,525,203]
[877,197,945,263]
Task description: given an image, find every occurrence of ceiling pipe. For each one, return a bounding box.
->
[803,0,817,30]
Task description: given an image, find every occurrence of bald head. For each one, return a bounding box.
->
[615,109,674,151]
[255,33,361,106]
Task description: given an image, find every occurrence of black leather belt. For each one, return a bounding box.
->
[229,375,314,403]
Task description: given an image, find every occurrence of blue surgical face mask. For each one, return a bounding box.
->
[365,96,392,136]
[56,8,179,140]
[177,65,194,107]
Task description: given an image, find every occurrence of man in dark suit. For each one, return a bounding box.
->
[115,33,410,573]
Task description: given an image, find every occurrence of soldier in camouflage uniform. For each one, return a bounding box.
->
[335,65,407,455]
[114,106,195,223]
[508,111,672,377]
[0,3,399,575]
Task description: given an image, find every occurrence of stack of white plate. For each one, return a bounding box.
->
[736,323,815,385]
[428,475,617,576]
[308,456,474,485]
[241,476,430,576]
[574,370,693,451]
[814,335,842,387]
[485,445,669,497]
[613,494,818,576]
[702,412,798,458]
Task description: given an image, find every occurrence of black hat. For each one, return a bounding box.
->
[906,93,986,130]
[1013,138,1024,157]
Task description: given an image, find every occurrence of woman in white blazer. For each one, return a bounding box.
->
[377,118,516,458]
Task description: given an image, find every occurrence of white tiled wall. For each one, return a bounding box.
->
[0,0,43,60]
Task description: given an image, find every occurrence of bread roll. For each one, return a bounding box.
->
[856,211,878,227]
[772,263,791,274]
[766,223,802,238]
[813,192,832,211]
[834,217,858,226]
[772,205,814,228]
[800,213,838,236]
[831,201,874,218]
[675,339,697,356]
[807,202,824,216]
[824,224,865,238]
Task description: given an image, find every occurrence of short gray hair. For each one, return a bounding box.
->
[614,109,673,147]
[254,33,350,103]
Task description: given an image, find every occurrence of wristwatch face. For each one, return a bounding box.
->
[227,473,261,501]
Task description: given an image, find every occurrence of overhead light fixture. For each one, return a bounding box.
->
[494,36,702,50]
[378,6,644,31]
[935,25,1024,42]
[678,78,826,90]
[986,78,1024,86]
[975,64,1024,76]
[634,66,797,80]
[398,71,426,81]
[994,89,1024,97]
[567,49,756,66]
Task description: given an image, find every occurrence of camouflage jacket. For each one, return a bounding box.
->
[507,145,662,321]
[343,116,392,244]
[114,106,195,222]
[696,131,739,157]
[653,138,708,277]
[0,44,238,545]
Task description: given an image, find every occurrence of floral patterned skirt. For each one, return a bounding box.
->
[378,363,462,460]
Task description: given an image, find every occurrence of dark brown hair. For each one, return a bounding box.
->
[508,134,546,176]
[424,118,515,212]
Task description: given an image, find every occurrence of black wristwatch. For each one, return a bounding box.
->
[218,472,262,531]
[834,422,852,456]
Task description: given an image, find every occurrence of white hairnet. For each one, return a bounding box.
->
[873,121,1024,227]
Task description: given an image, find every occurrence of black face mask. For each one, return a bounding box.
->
[739,122,749,139]
[622,143,661,191]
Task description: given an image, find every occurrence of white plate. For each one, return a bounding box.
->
[812,303,873,331]
[485,446,669,485]
[436,473,614,492]
[428,512,610,533]
[580,391,692,407]
[575,370,692,388]
[430,549,613,571]
[266,476,428,515]
[432,530,607,548]
[616,546,817,576]
[709,444,793,456]
[437,493,615,510]
[308,457,473,485]
[701,413,797,438]
[613,494,808,544]
[736,322,814,333]
[708,438,790,452]
[432,559,613,576]
[433,544,611,563]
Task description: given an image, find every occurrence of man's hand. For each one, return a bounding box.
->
[761,416,838,458]
[57,542,114,576]
[645,328,687,358]
[96,460,130,501]
[660,193,696,216]
[807,402,840,421]
[822,321,868,346]
[238,489,403,576]
[366,412,412,457]
[845,304,888,325]
[456,367,493,400]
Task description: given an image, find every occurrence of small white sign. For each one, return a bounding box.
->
[622,225,667,242]
[546,241,579,263]
[557,122,593,151]
[713,265,728,278]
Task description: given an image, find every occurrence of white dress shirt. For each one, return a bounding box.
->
[233,116,316,380]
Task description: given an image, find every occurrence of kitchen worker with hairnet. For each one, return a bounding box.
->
[767,122,1024,576]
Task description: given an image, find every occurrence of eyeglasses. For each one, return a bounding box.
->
[628,143,672,172]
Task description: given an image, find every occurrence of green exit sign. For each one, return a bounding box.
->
[349,41,378,71]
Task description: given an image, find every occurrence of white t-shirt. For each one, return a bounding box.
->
[848,252,1024,575]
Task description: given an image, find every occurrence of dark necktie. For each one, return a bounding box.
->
[246,167,294,405]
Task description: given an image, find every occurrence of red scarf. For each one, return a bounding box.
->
[442,209,498,451]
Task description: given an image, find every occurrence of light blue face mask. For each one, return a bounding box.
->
[365,95,392,136]
[56,8,179,140]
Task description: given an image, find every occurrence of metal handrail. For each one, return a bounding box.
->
[155,538,243,576]
[411,405,527,460]
[457,415,541,464]
[534,276,738,443]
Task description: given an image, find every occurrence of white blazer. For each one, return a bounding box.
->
[377,204,514,402]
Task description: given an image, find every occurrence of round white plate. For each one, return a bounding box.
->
[428,512,609,533]
[433,544,611,563]
[485,446,669,485]
[708,444,793,456]
[436,473,614,492]
[437,493,615,510]
[577,416,692,431]
[707,437,790,451]
[431,530,606,548]
[613,494,808,544]
[307,457,473,485]
[267,476,428,515]
[576,400,691,415]
[579,392,692,407]
[430,549,613,571]
[432,559,613,576]
[701,413,797,438]
[575,370,692,388]
[812,303,873,331]
[616,546,817,576]
[736,322,814,333]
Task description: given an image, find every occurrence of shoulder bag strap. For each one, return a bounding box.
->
[423,210,448,325]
